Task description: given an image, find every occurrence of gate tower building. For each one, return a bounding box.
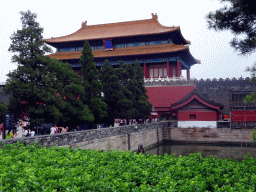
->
[46,13,203,122]
[45,13,200,81]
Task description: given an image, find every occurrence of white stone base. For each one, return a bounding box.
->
[178,121,217,128]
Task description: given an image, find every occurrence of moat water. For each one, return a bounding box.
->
[145,142,256,161]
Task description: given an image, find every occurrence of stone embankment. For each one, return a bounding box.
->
[0,122,169,151]
[163,127,255,146]
[1,121,255,150]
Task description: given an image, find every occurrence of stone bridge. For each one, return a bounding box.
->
[0,122,171,151]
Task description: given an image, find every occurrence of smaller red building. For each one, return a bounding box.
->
[146,85,196,119]
[171,90,223,128]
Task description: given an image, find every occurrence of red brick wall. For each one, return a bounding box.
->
[178,111,218,121]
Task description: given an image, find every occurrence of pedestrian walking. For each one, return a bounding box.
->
[30,129,35,137]
[10,130,14,139]
[50,125,56,135]
[13,130,18,138]
[5,131,11,139]
[55,125,58,134]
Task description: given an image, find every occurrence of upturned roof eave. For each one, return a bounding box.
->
[171,89,223,110]
[45,28,181,45]
[45,14,191,45]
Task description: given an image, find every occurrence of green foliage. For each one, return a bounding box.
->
[5,57,93,126]
[244,92,256,104]
[0,101,8,123]
[208,1,256,105]
[1,142,256,191]
[115,60,152,120]
[100,60,128,122]
[100,60,152,122]
[131,60,152,119]
[207,0,256,55]
[251,128,256,141]
[79,41,107,123]
[5,11,93,127]
[8,10,52,66]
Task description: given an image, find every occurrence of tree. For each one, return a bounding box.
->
[8,10,52,66]
[207,0,256,55]
[100,60,133,126]
[5,10,93,127]
[0,101,8,123]
[79,41,107,124]
[5,56,93,127]
[6,10,53,126]
[115,61,152,120]
[207,1,256,106]
[46,58,94,128]
[131,60,152,119]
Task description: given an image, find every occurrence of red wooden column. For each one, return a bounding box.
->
[166,61,170,77]
[187,68,190,80]
[177,61,181,77]
[143,63,147,78]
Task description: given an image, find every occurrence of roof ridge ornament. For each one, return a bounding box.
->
[81,20,87,28]
[151,13,158,20]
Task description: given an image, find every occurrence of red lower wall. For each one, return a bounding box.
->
[231,110,256,122]
[178,111,218,121]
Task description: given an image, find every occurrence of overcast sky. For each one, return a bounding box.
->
[1,0,255,83]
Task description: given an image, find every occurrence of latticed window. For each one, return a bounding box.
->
[159,68,163,77]
[163,68,167,77]
[150,69,153,77]
[154,69,158,78]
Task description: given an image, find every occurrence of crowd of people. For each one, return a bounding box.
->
[2,117,159,139]
[2,119,70,139]
[113,118,158,127]
[49,125,69,135]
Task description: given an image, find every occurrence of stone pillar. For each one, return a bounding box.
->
[144,63,147,78]
[187,68,190,80]
[177,61,181,77]
[166,61,170,77]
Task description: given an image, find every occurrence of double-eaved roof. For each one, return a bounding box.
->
[45,13,200,66]
[45,13,189,44]
[47,43,190,60]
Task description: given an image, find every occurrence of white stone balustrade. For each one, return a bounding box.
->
[144,76,185,83]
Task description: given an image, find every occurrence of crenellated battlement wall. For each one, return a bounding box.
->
[145,77,256,115]
[1,77,256,115]
[194,77,256,115]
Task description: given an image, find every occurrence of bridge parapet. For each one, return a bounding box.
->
[0,122,169,150]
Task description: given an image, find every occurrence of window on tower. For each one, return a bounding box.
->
[150,69,153,77]
[154,69,159,78]
[104,40,113,50]
[159,68,163,77]
[163,68,167,77]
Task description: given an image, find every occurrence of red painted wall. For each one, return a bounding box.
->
[231,110,256,122]
[178,111,218,121]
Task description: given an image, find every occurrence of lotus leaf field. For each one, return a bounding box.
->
[1,141,256,191]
